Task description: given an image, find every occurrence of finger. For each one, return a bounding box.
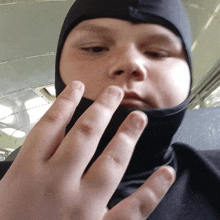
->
[82,111,147,206]
[50,86,124,176]
[20,81,85,161]
[105,166,176,220]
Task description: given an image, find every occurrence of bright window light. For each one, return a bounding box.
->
[214,4,220,13]
[193,105,200,110]
[0,105,14,124]
[25,97,50,124]
[189,4,200,9]
[27,103,53,124]
[211,86,220,95]
[1,128,26,138]
[45,85,56,97]
[191,41,197,51]
[4,148,14,152]
[25,97,48,109]
[204,15,214,30]
[204,86,220,108]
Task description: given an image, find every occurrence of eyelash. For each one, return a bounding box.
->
[145,51,169,59]
[81,46,109,53]
[81,46,169,59]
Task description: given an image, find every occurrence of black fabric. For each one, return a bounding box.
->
[172,106,220,150]
[1,144,220,219]
[55,0,192,177]
[55,0,192,98]
[53,0,220,218]
[0,161,12,180]
[66,97,188,176]
[1,0,220,219]
[107,144,220,219]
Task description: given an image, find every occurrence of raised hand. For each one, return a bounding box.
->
[0,81,175,220]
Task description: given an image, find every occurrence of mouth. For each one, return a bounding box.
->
[120,92,154,109]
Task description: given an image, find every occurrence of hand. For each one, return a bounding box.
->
[0,81,175,220]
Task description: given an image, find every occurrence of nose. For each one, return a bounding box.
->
[108,47,147,81]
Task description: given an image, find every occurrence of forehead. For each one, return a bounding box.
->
[69,17,182,45]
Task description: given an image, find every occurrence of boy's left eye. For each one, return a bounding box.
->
[145,51,169,59]
[81,46,109,53]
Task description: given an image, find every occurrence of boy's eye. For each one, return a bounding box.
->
[145,51,168,59]
[81,46,109,53]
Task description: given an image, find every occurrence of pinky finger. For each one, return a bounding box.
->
[104,166,176,220]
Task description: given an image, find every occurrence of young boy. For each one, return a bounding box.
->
[0,0,220,219]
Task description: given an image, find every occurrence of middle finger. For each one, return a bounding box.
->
[50,86,124,177]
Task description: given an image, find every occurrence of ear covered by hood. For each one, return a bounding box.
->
[54,0,193,177]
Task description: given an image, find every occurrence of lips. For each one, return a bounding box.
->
[123,92,142,101]
[121,92,154,108]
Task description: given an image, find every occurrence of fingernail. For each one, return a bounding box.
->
[71,81,83,90]
[160,166,176,184]
[107,86,122,97]
[130,113,145,129]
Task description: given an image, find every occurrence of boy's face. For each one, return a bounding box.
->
[60,18,190,109]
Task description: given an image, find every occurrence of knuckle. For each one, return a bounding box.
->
[59,92,75,104]
[138,187,159,214]
[118,132,136,149]
[90,154,124,187]
[107,151,122,165]
[44,110,63,123]
[104,153,123,170]
[94,155,120,181]
[43,178,77,202]
[139,204,153,219]
[123,121,142,139]
[70,205,84,219]
[94,103,111,116]
[121,197,147,219]
[78,120,95,136]
[44,182,57,200]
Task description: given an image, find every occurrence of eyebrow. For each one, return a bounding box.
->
[74,24,115,36]
[145,34,182,48]
[75,24,182,47]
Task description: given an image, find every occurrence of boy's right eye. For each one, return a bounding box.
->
[81,46,109,53]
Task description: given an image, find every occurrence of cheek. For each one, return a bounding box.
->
[153,61,190,107]
[60,54,108,100]
[170,62,191,96]
[60,53,90,81]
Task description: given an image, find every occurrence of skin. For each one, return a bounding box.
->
[60,18,191,109]
[0,17,190,220]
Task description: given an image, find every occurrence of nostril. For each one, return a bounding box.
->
[132,71,139,77]
[115,70,124,75]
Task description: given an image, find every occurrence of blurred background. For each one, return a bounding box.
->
[1,0,220,160]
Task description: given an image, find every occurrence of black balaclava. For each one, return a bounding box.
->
[55,0,192,208]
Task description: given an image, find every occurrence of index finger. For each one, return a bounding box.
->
[21,81,85,161]
[49,85,124,175]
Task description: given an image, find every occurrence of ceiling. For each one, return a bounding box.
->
[0,0,220,153]
[0,0,220,96]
